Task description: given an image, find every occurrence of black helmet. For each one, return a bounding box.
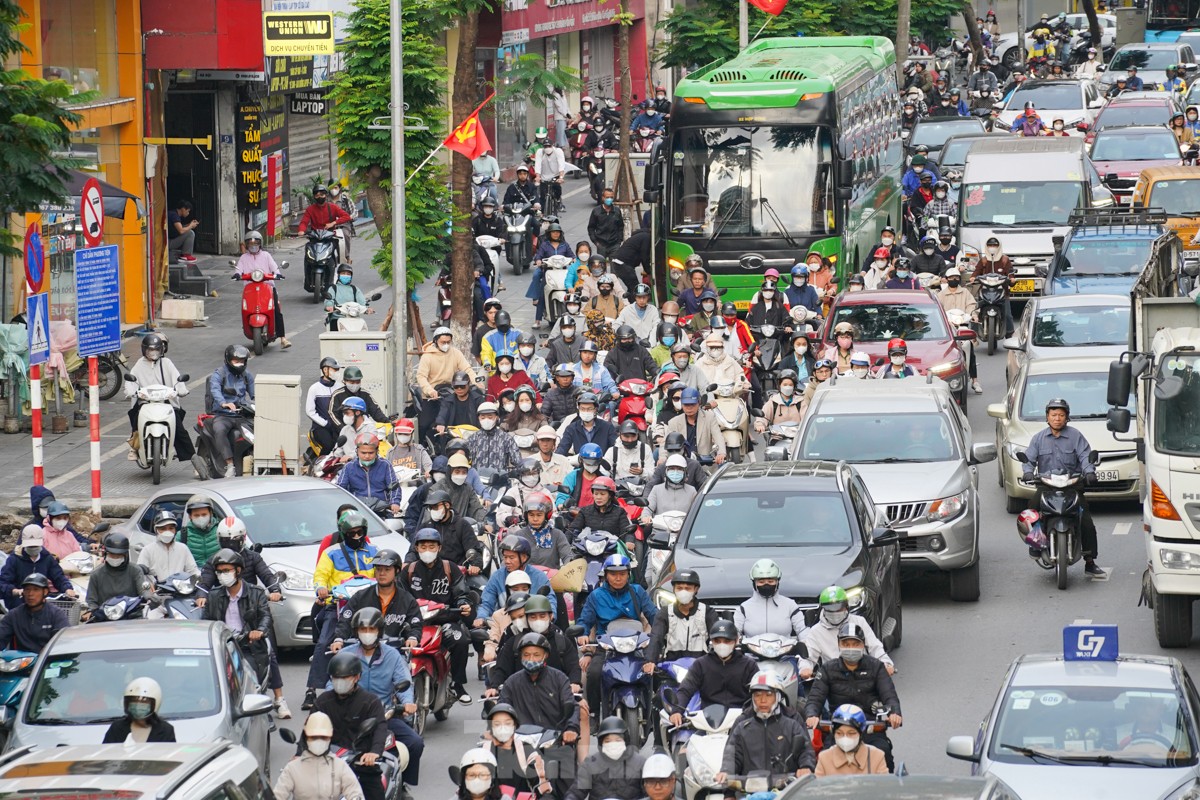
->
[373,549,402,568]
[721,301,737,317]
[505,591,531,613]
[709,619,738,639]
[141,333,167,359]
[319,356,340,371]
[451,371,471,388]
[616,325,636,341]
[776,368,799,386]
[499,537,531,557]
[848,274,865,287]
[495,311,512,332]
[152,510,178,530]
[577,391,599,406]
[350,607,384,631]
[579,340,599,354]
[516,332,537,347]
[669,569,701,587]
[425,489,452,507]
[102,531,130,555]
[664,431,686,452]
[838,621,868,643]
[213,548,244,570]
[518,456,541,477]
[224,344,250,375]
[587,254,607,271]
[596,716,629,741]
[445,438,469,457]
[486,702,521,725]
[516,631,551,653]
[1045,398,1070,415]
[21,572,49,589]
[658,322,682,341]
[328,650,363,678]
[546,222,563,235]
[619,419,639,437]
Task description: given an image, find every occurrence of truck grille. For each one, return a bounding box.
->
[878,502,929,527]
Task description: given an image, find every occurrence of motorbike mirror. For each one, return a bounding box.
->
[805,330,820,341]
[499,495,518,507]
[717,287,728,296]
[337,435,348,447]
[275,570,288,585]
[538,584,551,596]
[177,373,190,382]
[93,521,111,535]
[628,497,649,508]
[369,291,384,301]
[566,623,585,638]
[279,728,298,745]
[251,542,263,553]
[1015,450,1029,464]
[875,357,887,367]
[395,679,412,694]
[279,261,289,269]
[123,373,136,382]
[357,716,378,740]
[706,383,718,392]
[228,259,238,267]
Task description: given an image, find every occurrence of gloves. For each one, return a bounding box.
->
[123,382,138,400]
[1085,472,1098,486]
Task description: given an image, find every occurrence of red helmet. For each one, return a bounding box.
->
[591,476,617,494]
[522,491,554,517]
[873,246,891,259]
[887,338,907,355]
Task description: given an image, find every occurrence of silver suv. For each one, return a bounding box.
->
[790,378,996,602]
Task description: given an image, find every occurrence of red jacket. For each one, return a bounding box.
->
[299,202,352,233]
[487,370,541,403]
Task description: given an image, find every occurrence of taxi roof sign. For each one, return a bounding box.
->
[1063,624,1119,661]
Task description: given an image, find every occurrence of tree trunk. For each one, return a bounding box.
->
[962,4,986,69]
[1081,0,1102,59]
[615,12,635,231]
[895,0,910,83]
[450,9,481,346]
[363,164,391,260]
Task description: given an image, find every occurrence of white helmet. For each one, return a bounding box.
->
[432,326,452,340]
[244,230,263,244]
[217,516,248,540]
[303,711,334,737]
[123,677,163,713]
[505,570,532,588]
[642,753,676,779]
[460,747,498,769]
[665,454,687,469]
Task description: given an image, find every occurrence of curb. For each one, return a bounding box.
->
[1,497,143,520]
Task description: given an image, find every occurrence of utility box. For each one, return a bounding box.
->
[319,330,395,414]
[602,152,651,203]
[1113,6,1146,48]
[253,373,303,473]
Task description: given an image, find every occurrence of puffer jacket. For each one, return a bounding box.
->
[721,703,816,774]
[804,654,902,720]
[273,751,364,800]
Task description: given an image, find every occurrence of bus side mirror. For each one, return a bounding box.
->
[1107,360,1131,407]
[838,159,854,187]
[644,140,663,192]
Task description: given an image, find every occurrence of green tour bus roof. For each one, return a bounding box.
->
[675,36,896,110]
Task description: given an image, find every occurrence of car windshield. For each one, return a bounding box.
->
[961,180,1082,226]
[911,119,985,150]
[231,488,390,546]
[1147,179,1200,215]
[684,491,854,548]
[1019,372,1121,420]
[1110,49,1183,71]
[1010,84,1083,110]
[1153,353,1200,456]
[1091,129,1182,161]
[1058,239,1153,276]
[1098,104,1173,129]
[829,302,950,342]
[26,649,219,725]
[990,685,1197,767]
[798,412,959,462]
[940,138,987,168]
[1032,305,1130,346]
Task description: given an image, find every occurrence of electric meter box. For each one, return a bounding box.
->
[253,373,303,473]
[319,330,395,414]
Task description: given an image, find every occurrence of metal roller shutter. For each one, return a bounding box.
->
[288,109,335,196]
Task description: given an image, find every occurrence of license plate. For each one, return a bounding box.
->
[1011,279,1036,293]
[1185,250,1200,259]
[1096,469,1120,482]
[733,300,751,310]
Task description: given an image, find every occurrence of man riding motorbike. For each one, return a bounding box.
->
[666,619,758,727]
[402,528,475,702]
[714,672,816,784]
[337,433,402,517]
[0,573,68,652]
[733,559,807,640]
[799,586,893,679]
[644,569,717,669]
[205,345,254,478]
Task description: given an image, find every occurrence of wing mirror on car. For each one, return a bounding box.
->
[946,735,981,762]
[764,445,788,462]
[869,527,901,548]
[235,693,275,720]
[1002,337,1023,351]
[986,403,1007,420]
[954,328,977,342]
[1107,406,1131,434]
[970,442,997,465]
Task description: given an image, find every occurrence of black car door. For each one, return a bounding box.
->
[849,477,899,614]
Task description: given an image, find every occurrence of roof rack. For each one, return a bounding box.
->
[1067,206,1168,230]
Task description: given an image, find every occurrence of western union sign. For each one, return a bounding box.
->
[262,11,335,56]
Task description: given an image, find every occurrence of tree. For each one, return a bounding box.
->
[327,0,449,287]
[1080,0,1103,61]
[961,3,985,69]
[0,0,83,257]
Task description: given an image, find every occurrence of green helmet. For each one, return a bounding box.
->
[819,586,848,606]
[524,595,553,615]
[338,510,367,535]
[344,366,364,381]
[534,126,549,139]
[749,559,782,581]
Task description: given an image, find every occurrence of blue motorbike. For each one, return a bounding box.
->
[597,617,652,747]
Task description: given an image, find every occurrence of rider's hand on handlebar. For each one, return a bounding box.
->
[888,713,904,729]
[459,603,473,616]
[713,773,727,785]
[806,716,820,730]
[670,712,683,727]
[249,630,264,641]
[330,640,343,653]
[317,586,330,600]
[641,662,655,675]
[1085,472,1098,485]
[358,753,379,767]
[563,730,578,744]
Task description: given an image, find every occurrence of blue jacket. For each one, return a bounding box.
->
[901,166,939,196]
[337,459,402,507]
[484,329,522,359]
[630,112,665,132]
[0,550,72,610]
[329,643,415,706]
[534,240,573,262]
[477,565,556,620]
[557,416,617,457]
[578,582,657,637]
[207,366,255,414]
[570,361,617,396]
[784,284,821,313]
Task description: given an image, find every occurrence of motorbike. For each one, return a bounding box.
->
[541,253,574,325]
[945,307,975,374]
[568,123,592,167]
[633,126,660,154]
[645,510,687,588]
[969,88,1002,112]
[476,234,504,286]
[652,655,696,747]
[125,372,189,485]
[193,401,255,480]
[472,173,498,208]
[586,617,653,746]
[1017,450,1097,590]
[233,262,287,355]
[502,201,537,275]
[281,715,408,800]
[975,273,1009,355]
[742,633,803,709]
[764,421,800,449]
[435,270,454,323]
[331,291,384,333]
[150,572,207,620]
[677,704,743,800]
[616,378,653,433]
[570,527,624,609]
[0,649,36,742]
[585,152,607,203]
[749,325,785,397]
[409,598,456,735]
[710,383,752,464]
[304,229,340,304]
[87,594,149,623]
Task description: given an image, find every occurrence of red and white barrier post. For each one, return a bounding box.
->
[88,355,101,514]
[30,364,43,485]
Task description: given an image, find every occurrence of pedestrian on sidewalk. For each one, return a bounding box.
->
[167,200,198,264]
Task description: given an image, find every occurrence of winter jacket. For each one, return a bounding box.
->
[435,387,485,428]
[103,716,176,744]
[416,340,472,398]
[556,467,602,509]
[804,654,902,719]
[27,486,87,545]
[42,522,81,560]
[330,643,415,707]
[721,704,817,774]
[337,458,402,508]
[644,458,706,492]
[126,356,187,408]
[577,582,656,637]
[203,580,272,678]
[545,336,582,370]
[570,361,618,396]
[784,284,821,314]
[498,665,580,734]
[759,393,804,427]
[588,206,626,252]
[609,229,651,273]
[693,352,748,396]
[84,561,151,612]
[509,524,574,569]
[666,411,726,461]
[137,541,200,582]
[314,541,378,591]
[492,623,580,685]
[274,751,365,800]
[645,482,697,517]
[206,365,254,415]
[406,512,482,569]
[314,686,388,756]
[469,427,523,472]
[542,384,582,426]
[734,592,808,640]
[401,558,470,625]
[646,601,718,662]
[199,547,280,592]
[334,582,423,643]
[801,612,892,671]
[0,550,72,609]
[569,502,635,548]
[604,440,654,481]
[431,474,487,523]
[329,387,388,423]
[477,563,556,620]
[564,747,647,800]
[482,329,523,370]
[605,344,657,384]
[557,416,617,457]
[0,601,69,652]
[306,376,339,428]
[669,650,759,714]
[181,522,222,565]
[615,303,660,341]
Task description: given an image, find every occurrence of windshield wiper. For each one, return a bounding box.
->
[758,197,799,248]
[258,541,307,548]
[1000,743,1165,767]
[704,197,743,251]
[999,743,1085,765]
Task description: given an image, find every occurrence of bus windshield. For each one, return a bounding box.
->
[1154,353,1200,456]
[961,181,1082,226]
[670,126,834,239]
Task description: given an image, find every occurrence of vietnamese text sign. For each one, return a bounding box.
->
[74,245,122,357]
[290,91,327,115]
[237,103,263,209]
[263,12,335,56]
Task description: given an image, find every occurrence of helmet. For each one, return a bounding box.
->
[873,246,891,260]
[597,273,615,287]
[486,703,521,725]
[596,716,628,741]
[616,324,636,341]
[499,537,532,557]
[664,432,686,452]
[338,510,368,535]
[748,671,784,694]
[791,264,809,277]
[581,95,595,106]
[643,753,676,779]
[304,711,334,738]
[850,351,871,367]
[224,344,250,374]
[152,510,178,531]
[887,338,907,355]
[432,326,452,341]
[451,371,471,388]
[1045,398,1070,415]
[319,356,340,371]
[515,164,530,174]
[46,500,69,517]
[847,274,865,287]
[505,591,530,613]
[123,677,163,714]
[102,530,130,555]
[524,595,553,615]
[579,340,599,354]
[709,619,738,640]
[721,301,737,317]
[244,230,263,244]
[814,358,836,371]
[495,311,512,330]
[328,650,363,678]
[602,553,631,572]
[516,631,550,654]
[580,442,603,460]
[516,332,537,348]
[837,621,868,643]
[588,254,608,272]
[354,431,380,448]
[20,573,49,589]
[831,703,868,733]
[546,222,563,235]
[460,747,498,771]
[522,492,553,516]
[750,559,782,580]
[665,454,687,470]
[373,548,402,568]
[919,234,936,247]
[424,489,452,507]
[833,321,855,336]
[337,263,354,276]
[819,586,848,606]
[342,396,367,414]
[350,607,384,631]
[776,368,799,386]
[534,126,549,140]
[212,548,244,570]
[592,476,617,493]
[933,180,950,194]
[141,333,167,359]
[413,528,443,545]
[186,495,214,515]
[669,569,701,586]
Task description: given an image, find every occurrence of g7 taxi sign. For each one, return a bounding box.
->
[1063,624,1119,661]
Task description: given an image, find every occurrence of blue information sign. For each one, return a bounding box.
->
[27,292,49,367]
[73,245,122,357]
[1063,624,1119,662]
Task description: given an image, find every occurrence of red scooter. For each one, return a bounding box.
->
[234,261,288,355]
[616,378,653,433]
[409,598,455,736]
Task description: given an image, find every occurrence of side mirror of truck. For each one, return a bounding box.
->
[1107,360,1132,407]
[1107,406,1131,434]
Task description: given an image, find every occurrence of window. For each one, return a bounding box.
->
[1153,353,1200,456]
[1147,179,1200,215]
[829,302,950,342]
[1019,372,1132,420]
[1098,104,1174,130]
[685,491,854,548]
[1058,240,1154,276]
[1110,48,1184,71]
[1091,130,1182,161]
[138,496,192,533]
[800,412,960,463]
[961,180,1082,226]
[848,478,877,534]
[229,487,391,546]
[1010,83,1085,110]
[1031,306,1129,346]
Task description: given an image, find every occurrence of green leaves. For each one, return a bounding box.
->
[495,54,583,109]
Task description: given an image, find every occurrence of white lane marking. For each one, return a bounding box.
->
[1112,522,1131,536]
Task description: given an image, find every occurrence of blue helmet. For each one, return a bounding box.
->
[603,553,631,573]
[791,264,809,277]
[580,442,603,460]
[831,703,867,733]
[342,396,367,413]
[681,387,700,405]
[413,528,442,545]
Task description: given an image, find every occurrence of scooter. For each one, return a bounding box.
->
[193,402,255,480]
[586,617,653,746]
[541,253,574,324]
[332,291,384,333]
[87,593,149,623]
[150,572,207,620]
[476,235,504,286]
[678,704,742,800]
[742,633,803,709]
[633,126,660,153]
[568,122,592,166]
[749,325,785,397]
[502,201,537,275]
[946,307,975,375]
[304,228,340,304]
[616,378,653,433]
[645,510,687,588]
[975,273,1009,355]
[280,715,408,800]
[1017,450,1097,590]
[125,372,189,486]
[653,655,696,747]
[710,383,752,464]
[409,598,456,735]
[0,649,37,743]
[472,173,498,208]
[233,261,288,355]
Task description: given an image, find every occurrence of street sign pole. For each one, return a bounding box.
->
[30,364,42,486]
[390,0,409,415]
[78,179,107,513]
[88,357,101,514]
[27,291,49,486]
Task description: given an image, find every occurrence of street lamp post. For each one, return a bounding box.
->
[390,0,408,414]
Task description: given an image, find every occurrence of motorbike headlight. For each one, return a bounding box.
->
[172,578,195,594]
[757,639,782,658]
[507,226,524,233]
[0,657,34,672]
[251,269,265,282]
[667,517,684,533]
[761,324,776,338]
[104,602,126,620]
[271,565,314,592]
[612,635,638,654]
[586,539,606,556]
[960,245,980,267]
[927,490,967,521]
[654,587,676,608]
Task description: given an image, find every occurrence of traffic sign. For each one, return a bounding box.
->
[74,245,121,357]
[80,177,104,248]
[27,292,49,367]
[24,222,44,293]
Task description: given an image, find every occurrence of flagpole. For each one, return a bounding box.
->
[739,0,748,48]
[751,18,771,41]
[405,142,447,186]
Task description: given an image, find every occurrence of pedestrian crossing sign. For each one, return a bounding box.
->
[27,292,49,366]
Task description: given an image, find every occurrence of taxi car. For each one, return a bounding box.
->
[947,625,1200,800]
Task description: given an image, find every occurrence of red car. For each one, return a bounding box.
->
[1088,125,1184,204]
[819,289,975,406]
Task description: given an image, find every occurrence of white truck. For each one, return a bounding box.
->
[1106,252,1200,647]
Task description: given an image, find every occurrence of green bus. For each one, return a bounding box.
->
[644,36,903,308]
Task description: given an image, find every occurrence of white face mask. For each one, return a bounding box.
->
[601,741,626,760]
[217,571,237,588]
[880,236,894,246]
[707,347,724,359]
[25,547,43,561]
[519,345,534,357]
[672,400,683,411]
[308,738,331,756]
[579,410,595,423]
[529,617,551,633]
[451,473,468,486]
[520,473,540,488]
[419,549,438,564]
[397,433,412,445]
[793,344,807,356]
[430,506,447,521]
[712,642,735,659]
[465,778,492,796]
[52,519,68,530]
[987,246,999,255]
[332,677,356,696]
[438,342,451,353]
[157,531,176,544]
[492,724,515,742]
[853,367,869,378]
[872,260,886,270]
[498,362,512,375]
[890,355,906,366]
[780,384,795,397]
[923,247,935,255]
[104,554,122,567]
[358,631,378,647]
[836,734,860,752]
[510,617,528,633]
[674,588,695,605]
[518,400,533,412]
[191,515,211,530]
[343,415,355,426]
[480,417,497,431]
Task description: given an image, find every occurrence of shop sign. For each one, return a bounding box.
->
[267,56,314,93]
[290,91,327,115]
[263,11,335,56]
[236,103,263,209]
[260,94,289,156]
[503,0,644,38]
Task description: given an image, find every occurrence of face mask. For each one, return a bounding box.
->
[948,279,961,288]
[708,347,724,359]
[602,742,626,760]
[891,355,906,366]
[823,608,849,626]
[465,778,492,796]
[621,437,638,450]
[104,554,123,567]
[840,646,865,664]
[438,342,451,353]
[579,411,596,423]
[664,314,678,325]
[451,473,468,486]
[712,642,735,659]
[338,275,352,285]
[146,349,161,362]
[191,515,211,530]
[343,415,355,426]
[913,166,924,174]
[673,357,689,370]
[511,617,528,633]
[578,251,591,261]
[563,327,576,339]
[756,582,778,598]
[872,260,886,270]
[942,100,951,106]
[762,289,775,299]
[529,617,551,634]
[604,198,614,206]
[781,384,795,397]
[896,270,910,279]
[51,518,68,531]
[671,400,683,411]
[702,302,715,313]
[157,531,176,545]
[667,469,685,485]
[599,286,612,296]
[498,361,512,375]
[432,472,446,484]
[25,546,43,561]
[308,738,331,756]
[419,549,438,564]
[128,700,153,720]
[359,631,378,648]
[661,336,676,348]
[836,734,860,753]
[674,588,694,604]
[430,507,447,522]
[987,246,999,255]
[345,382,361,394]
[853,367,869,378]
[396,433,413,446]
[332,677,356,695]
[582,458,601,473]
[359,457,376,468]
[923,247,935,255]
[492,723,515,743]
[522,659,545,674]
[881,236,894,246]
[1053,123,1064,131]
[480,417,497,431]
[218,571,237,588]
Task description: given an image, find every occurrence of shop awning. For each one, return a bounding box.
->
[57,170,146,220]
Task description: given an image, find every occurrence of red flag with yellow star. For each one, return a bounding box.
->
[748,0,787,15]
[444,95,494,160]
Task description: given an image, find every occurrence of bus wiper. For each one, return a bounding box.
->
[758,197,798,248]
[704,198,743,250]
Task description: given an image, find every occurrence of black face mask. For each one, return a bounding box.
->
[756,583,778,598]
[618,339,634,350]
[947,279,961,288]
[315,196,327,204]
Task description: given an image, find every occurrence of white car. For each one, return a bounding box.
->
[994,14,1117,67]
[999,79,1105,133]
[1003,294,1130,386]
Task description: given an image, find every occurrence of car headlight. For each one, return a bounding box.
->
[1160,548,1200,571]
[844,585,866,609]
[271,564,315,592]
[928,360,961,377]
[654,587,676,608]
[1004,442,1025,461]
[927,490,967,521]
